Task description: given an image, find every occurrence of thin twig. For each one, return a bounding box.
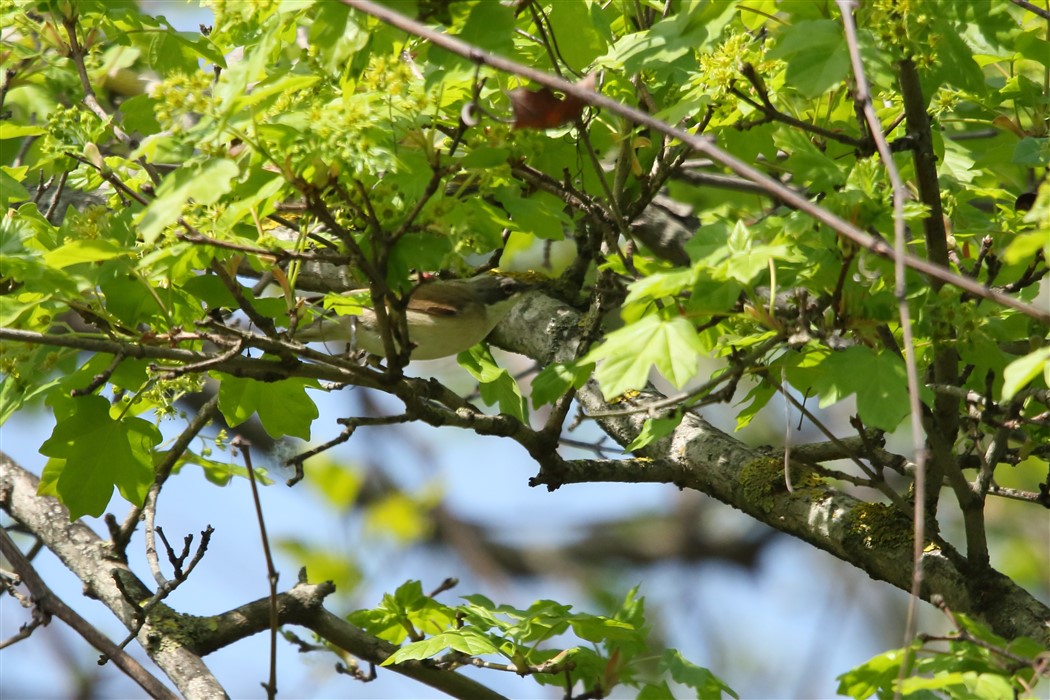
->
[836,3,931,687]
[732,64,866,149]
[177,231,350,263]
[60,15,161,185]
[70,351,125,397]
[116,396,220,552]
[285,414,414,485]
[235,437,280,700]
[111,524,215,655]
[60,16,131,144]
[43,170,68,222]
[782,367,794,493]
[1009,0,1050,20]
[770,375,910,513]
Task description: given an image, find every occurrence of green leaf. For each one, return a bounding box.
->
[797,347,911,431]
[722,242,795,284]
[180,274,239,311]
[963,673,1016,699]
[661,649,739,700]
[43,239,127,268]
[530,362,591,409]
[276,538,361,593]
[1012,137,1049,167]
[350,580,457,645]
[581,314,706,399]
[685,278,742,316]
[100,274,170,327]
[217,375,318,440]
[0,124,46,138]
[365,492,432,543]
[382,629,499,666]
[455,1,515,54]
[545,1,609,71]
[38,395,160,518]
[775,129,849,191]
[0,167,30,207]
[309,1,350,50]
[389,233,454,279]
[119,94,162,135]
[899,671,1014,697]
[458,345,528,422]
[0,364,65,426]
[836,648,906,699]
[305,459,363,510]
[568,614,638,643]
[735,381,777,430]
[931,18,986,94]
[137,159,240,243]
[601,9,709,77]
[638,682,677,700]
[624,268,698,306]
[496,189,569,240]
[174,449,235,486]
[768,20,850,98]
[625,414,683,452]
[230,73,322,112]
[459,147,511,169]
[1001,346,1050,401]
[1003,230,1050,265]
[148,30,221,76]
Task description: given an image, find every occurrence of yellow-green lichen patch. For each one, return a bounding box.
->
[143,604,220,652]
[842,502,913,551]
[740,456,825,512]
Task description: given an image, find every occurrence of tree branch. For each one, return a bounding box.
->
[1,455,227,697]
[193,574,510,700]
[0,328,382,388]
[492,293,1050,646]
[1009,0,1050,20]
[0,528,178,700]
[1,455,511,700]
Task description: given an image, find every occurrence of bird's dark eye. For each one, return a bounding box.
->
[499,277,522,296]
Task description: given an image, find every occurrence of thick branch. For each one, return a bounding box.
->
[492,293,1050,646]
[898,58,974,560]
[0,328,381,388]
[0,455,227,698]
[195,578,509,700]
[0,456,508,700]
[0,529,177,700]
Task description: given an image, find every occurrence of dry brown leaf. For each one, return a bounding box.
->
[509,72,597,130]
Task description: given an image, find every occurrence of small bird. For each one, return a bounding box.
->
[296,273,528,360]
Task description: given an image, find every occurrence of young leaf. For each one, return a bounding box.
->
[382,629,499,666]
[530,362,591,409]
[1001,346,1050,401]
[794,346,911,432]
[459,345,528,422]
[217,375,319,440]
[768,19,850,98]
[38,395,160,518]
[137,159,239,243]
[625,414,683,452]
[581,314,706,400]
[661,649,739,700]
